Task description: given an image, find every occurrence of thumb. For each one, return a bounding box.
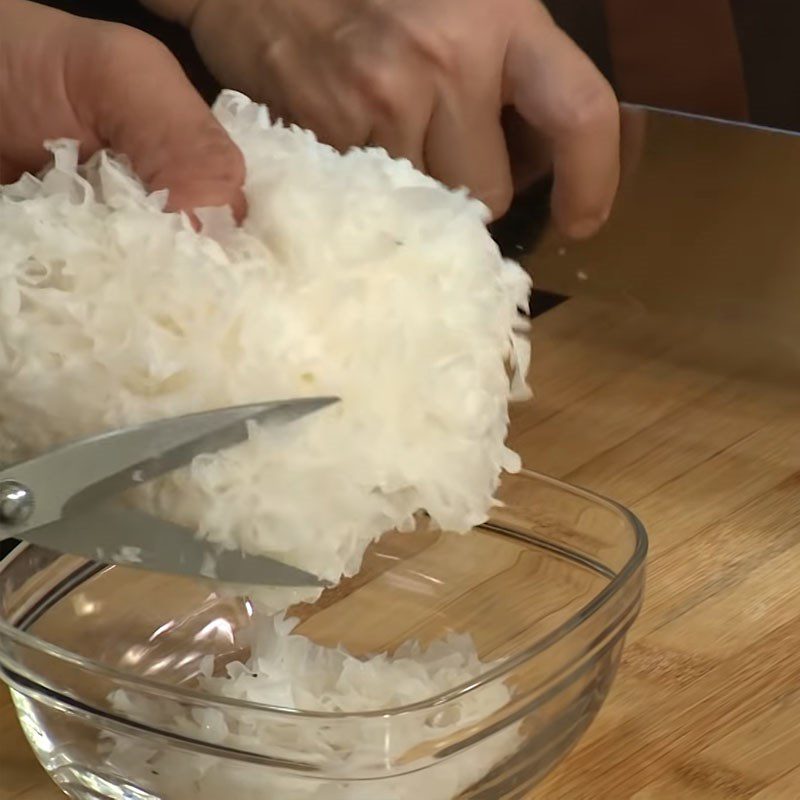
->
[73,25,246,220]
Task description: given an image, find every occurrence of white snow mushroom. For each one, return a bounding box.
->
[0,91,531,608]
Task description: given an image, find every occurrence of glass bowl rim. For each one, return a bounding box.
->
[0,468,648,720]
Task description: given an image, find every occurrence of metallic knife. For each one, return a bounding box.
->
[496,103,800,368]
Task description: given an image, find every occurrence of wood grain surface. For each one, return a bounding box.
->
[3,297,800,799]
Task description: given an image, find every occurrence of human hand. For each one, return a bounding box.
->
[0,0,245,218]
[147,0,619,237]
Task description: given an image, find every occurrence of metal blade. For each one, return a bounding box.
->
[18,506,326,588]
[0,397,339,535]
[498,103,800,369]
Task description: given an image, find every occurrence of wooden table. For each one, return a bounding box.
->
[3,297,800,799]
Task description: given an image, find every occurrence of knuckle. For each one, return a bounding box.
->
[414,30,460,79]
[390,13,462,81]
[350,55,407,118]
[345,15,461,113]
[552,79,618,135]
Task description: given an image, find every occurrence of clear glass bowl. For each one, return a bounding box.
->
[0,469,646,800]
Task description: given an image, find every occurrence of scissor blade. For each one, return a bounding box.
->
[18,506,326,588]
[1,397,338,533]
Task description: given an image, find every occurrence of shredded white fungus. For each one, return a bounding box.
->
[1,91,531,796]
[104,615,520,799]
[0,91,531,609]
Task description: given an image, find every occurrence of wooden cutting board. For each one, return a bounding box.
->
[2,297,799,800]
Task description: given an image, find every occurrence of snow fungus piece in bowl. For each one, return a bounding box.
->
[0,470,647,799]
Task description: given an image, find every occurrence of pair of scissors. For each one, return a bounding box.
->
[0,398,338,587]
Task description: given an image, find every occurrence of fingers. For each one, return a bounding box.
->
[365,73,433,170]
[346,42,435,170]
[339,18,510,213]
[256,30,375,153]
[424,92,513,219]
[369,110,429,170]
[505,5,620,238]
[272,37,433,166]
[268,57,373,152]
[76,25,246,220]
